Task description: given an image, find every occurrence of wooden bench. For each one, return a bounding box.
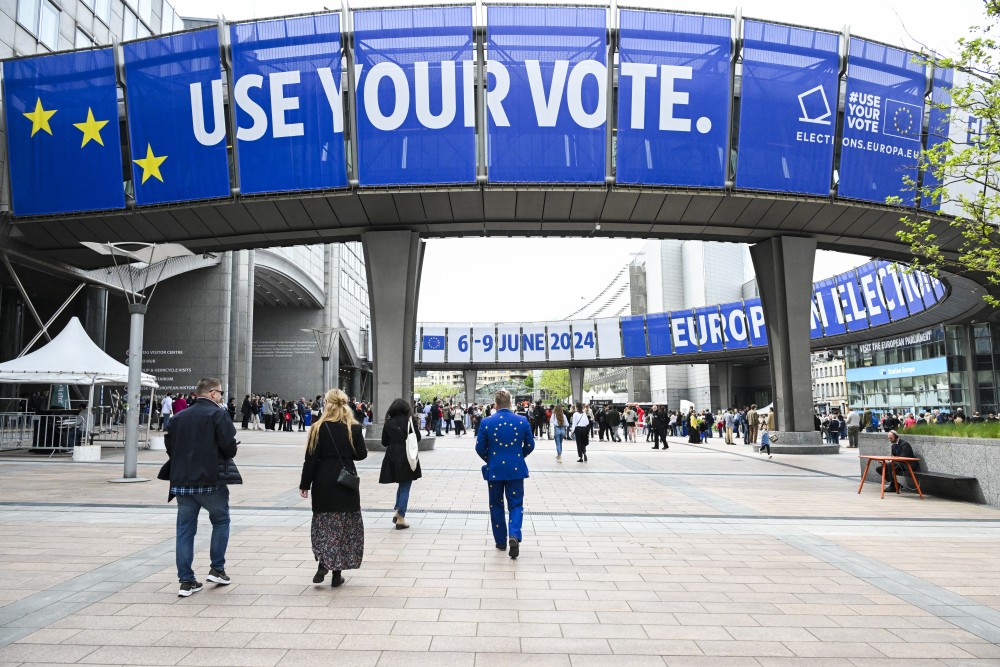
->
[912,471,980,503]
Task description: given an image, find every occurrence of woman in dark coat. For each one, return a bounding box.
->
[379,398,422,530]
[299,388,367,588]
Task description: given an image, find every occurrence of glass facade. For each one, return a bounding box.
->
[845,325,980,415]
[338,242,370,359]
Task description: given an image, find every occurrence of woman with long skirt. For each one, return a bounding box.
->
[299,388,368,588]
[379,398,422,530]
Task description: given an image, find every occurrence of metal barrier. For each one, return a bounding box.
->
[0,412,35,450]
[0,410,151,453]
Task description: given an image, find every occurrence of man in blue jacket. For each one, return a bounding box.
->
[165,377,239,597]
[475,388,535,559]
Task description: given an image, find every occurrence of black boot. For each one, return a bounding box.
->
[331,570,345,587]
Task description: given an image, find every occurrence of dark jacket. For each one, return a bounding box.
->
[891,438,916,459]
[299,420,368,512]
[164,397,238,487]
[379,414,422,484]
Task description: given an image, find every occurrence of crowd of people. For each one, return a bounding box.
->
[815,406,992,447]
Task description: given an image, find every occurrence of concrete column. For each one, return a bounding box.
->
[463,369,477,405]
[569,367,584,405]
[81,285,108,351]
[749,236,833,453]
[216,252,233,396]
[228,250,251,400]
[709,362,733,410]
[362,231,423,422]
[245,250,255,392]
[323,245,341,392]
[351,368,363,401]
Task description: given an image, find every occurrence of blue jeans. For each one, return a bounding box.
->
[395,479,412,517]
[553,426,565,456]
[488,479,524,545]
[433,418,443,436]
[175,487,230,582]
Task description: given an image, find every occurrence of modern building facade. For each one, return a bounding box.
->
[811,350,847,414]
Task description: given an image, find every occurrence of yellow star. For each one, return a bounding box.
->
[23,98,56,137]
[133,144,167,184]
[73,108,109,147]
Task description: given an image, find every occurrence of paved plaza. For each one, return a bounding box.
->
[0,429,999,666]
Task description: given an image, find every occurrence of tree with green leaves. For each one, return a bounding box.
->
[538,369,570,401]
[896,1,1000,305]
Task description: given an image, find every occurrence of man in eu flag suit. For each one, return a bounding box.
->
[475,388,535,559]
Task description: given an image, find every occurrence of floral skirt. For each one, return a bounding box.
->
[311,511,364,571]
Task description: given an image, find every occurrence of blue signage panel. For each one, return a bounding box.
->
[486,5,607,183]
[921,66,953,211]
[230,13,347,194]
[719,301,749,350]
[646,312,672,356]
[617,10,731,187]
[846,356,948,383]
[856,262,891,327]
[813,277,847,336]
[354,7,475,186]
[744,298,768,346]
[838,38,925,205]
[736,21,839,195]
[670,310,699,354]
[3,48,125,215]
[621,315,647,358]
[694,306,724,352]
[123,30,231,205]
[875,261,911,321]
[836,269,870,332]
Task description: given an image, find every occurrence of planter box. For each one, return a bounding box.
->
[72,444,102,462]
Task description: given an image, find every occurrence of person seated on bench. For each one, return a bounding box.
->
[877,430,916,492]
[69,407,89,446]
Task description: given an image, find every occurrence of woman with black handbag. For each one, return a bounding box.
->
[298,388,367,588]
[379,398,422,530]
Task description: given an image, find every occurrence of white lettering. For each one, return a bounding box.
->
[659,65,692,132]
[486,60,510,127]
[621,62,656,130]
[316,67,344,133]
[414,61,457,130]
[463,60,475,127]
[190,79,226,146]
[365,62,409,132]
[526,59,568,127]
[270,71,304,138]
[566,60,606,129]
[748,305,766,342]
[234,74,267,142]
[860,272,883,317]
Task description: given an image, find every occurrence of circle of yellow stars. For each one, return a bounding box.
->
[23,97,167,185]
[893,106,913,136]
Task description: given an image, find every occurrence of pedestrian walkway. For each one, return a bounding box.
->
[0,430,998,665]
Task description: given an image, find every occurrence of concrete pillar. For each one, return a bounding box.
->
[709,362,733,410]
[323,245,341,393]
[362,231,423,423]
[217,252,233,396]
[569,367,584,405]
[228,250,252,400]
[351,368,363,401]
[245,250,255,393]
[463,369,477,405]
[749,236,833,453]
[81,285,108,350]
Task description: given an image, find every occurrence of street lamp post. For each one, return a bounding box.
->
[82,242,193,483]
[302,326,347,393]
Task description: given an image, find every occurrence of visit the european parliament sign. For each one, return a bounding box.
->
[1,7,951,215]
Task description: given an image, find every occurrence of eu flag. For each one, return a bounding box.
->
[123,29,231,206]
[422,335,445,351]
[2,48,125,216]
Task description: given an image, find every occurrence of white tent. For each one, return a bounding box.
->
[0,317,157,387]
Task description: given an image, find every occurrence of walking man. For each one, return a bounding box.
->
[159,393,173,431]
[475,388,535,559]
[747,404,759,444]
[164,378,239,597]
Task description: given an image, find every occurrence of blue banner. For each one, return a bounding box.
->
[354,7,475,186]
[646,312,672,356]
[230,13,347,194]
[123,30,231,205]
[836,269,869,332]
[719,301,749,350]
[3,49,124,215]
[838,38,925,205]
[744,298,768,346]
[670,310,698,354]
[921,66,953,211]
[856,262,890,327]
[813,277,847,336]
[486,5,607,183]
[621,315,647,358]
[846,356,947,383]
[735,21,839,195]
[617,11,731,187]
[876,261,910,321]
[694,306,724,352]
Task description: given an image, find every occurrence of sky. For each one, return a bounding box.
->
[169,0,985,322]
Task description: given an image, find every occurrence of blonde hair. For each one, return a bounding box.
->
[554,404,567,426]
[306,388,358,455]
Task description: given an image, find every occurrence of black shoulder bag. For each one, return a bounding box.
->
[326,423,360,491]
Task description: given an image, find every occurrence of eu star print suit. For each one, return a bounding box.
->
[475,408,535,545]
